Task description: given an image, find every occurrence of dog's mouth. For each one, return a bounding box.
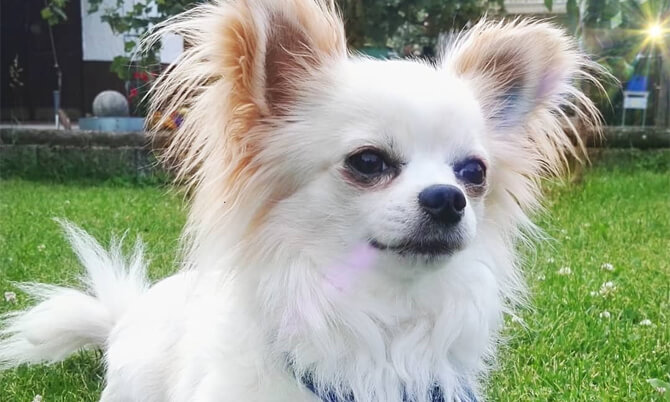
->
[369,237,462,258]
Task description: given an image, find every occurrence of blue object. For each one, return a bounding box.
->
[358,46,399,59]
[626,75,648,91]
[78,117,145,132]
[299,372,477,402]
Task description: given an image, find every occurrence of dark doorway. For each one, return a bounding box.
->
[1,0,84,122]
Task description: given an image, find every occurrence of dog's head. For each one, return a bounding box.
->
[150,0,599,274]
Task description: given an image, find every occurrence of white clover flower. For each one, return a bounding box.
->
[601,263,614,272]
[656,387,667,394]
[32,395,42,402]
[37,244,46,251]
[599,311,611,319]
[557,266,572,276]
[639,319,652,326]
[590,291,598,297]
[547,257,555,264]
[598,281,617,297]
[4,291,16,303]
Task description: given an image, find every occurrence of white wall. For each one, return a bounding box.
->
[505,0,567,14]
[80,0,183,63]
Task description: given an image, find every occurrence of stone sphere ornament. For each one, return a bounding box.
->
[92,90,130,117]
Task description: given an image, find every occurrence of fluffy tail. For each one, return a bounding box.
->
[0,221,149,368]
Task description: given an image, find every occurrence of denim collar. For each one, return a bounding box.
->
[298,372,477,402]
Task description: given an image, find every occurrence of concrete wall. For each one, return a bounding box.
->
[0,128,169,181]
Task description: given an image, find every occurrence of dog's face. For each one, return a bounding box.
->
[151,0,599,274]
[334,61,487,261]
[262,60,489,270]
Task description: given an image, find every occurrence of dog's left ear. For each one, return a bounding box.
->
[445,21,582,130]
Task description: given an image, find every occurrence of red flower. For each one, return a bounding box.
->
[132,71,150,81]
[128,88,139,100]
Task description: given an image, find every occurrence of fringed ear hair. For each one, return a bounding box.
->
[145,0,347,186]
[446,20,594,129]
[444,20,602,172]
[215,0,348,118]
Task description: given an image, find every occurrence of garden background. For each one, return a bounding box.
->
[1,0,669,400]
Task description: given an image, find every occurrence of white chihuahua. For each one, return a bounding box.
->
[0,1,600,401]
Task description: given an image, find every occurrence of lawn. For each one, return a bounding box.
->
[0,181,184,401]
[0,150,669,401]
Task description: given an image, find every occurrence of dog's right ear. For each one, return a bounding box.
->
[216,0,347,119]
[147,0,347,182]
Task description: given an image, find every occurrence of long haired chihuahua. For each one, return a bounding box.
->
[0,0,600,401]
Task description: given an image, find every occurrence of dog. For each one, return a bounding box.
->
[0,0,601,401]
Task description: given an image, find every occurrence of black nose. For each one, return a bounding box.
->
[418,185,466,225]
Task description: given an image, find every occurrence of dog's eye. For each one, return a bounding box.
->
[347,150,390,176]
[455,159,486,185]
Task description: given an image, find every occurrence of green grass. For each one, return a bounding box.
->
[490,150,670,401]
[0,150,669,401]
[0,181,184,401]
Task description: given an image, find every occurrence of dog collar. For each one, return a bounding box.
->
[299,372,477,402]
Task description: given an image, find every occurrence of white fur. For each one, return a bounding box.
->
[0,221,148,367]
[0,1,601,401]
